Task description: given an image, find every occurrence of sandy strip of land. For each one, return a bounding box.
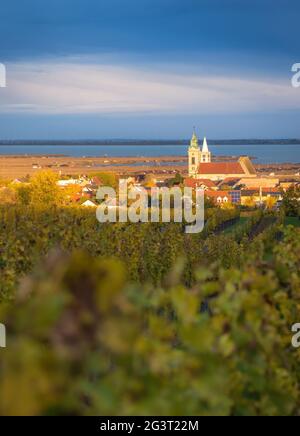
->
[0,155,299,180]
[0,155,187,179]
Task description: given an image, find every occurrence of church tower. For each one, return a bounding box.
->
[188,130,201,177]
[200,137,211,163]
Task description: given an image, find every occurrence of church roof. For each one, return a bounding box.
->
[202,137,209,153]
[198,162,245,175]
[191,131,197,141]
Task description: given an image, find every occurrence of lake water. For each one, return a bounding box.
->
[0,143,299,164]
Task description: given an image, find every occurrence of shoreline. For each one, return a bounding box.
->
[1,140,300,146]
[1,154,300,180]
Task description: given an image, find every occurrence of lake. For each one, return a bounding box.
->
[0,143,299,164]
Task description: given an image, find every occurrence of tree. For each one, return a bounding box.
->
[91,172,118,189]
[144,174,156,188]
[62,184,83,205]
[15,185,32,206]
[204,195,215,209]
[0,187,16,204]
[244,197,256,208]
[221,201,235,210]
[30,170,62,206]
[282,187,300,217]
[0,178,10,188]
[265,196,277,210]
[167,172,184,187]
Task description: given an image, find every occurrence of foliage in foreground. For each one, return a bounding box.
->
[0,226,300,416]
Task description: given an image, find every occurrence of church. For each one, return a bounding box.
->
[188,131,257,181]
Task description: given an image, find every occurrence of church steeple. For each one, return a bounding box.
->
[190,128,199,148]
[202,137,209,153]
[188,128,201,177]
[200,136,211,163]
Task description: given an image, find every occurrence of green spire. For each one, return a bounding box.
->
[190,128,199,148]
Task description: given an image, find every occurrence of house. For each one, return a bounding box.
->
[205,190,241,205]
[57,179,82,187]
[81,200,97,208]
[218,178,241,189]
[91,176,103,187]
[11,178,29,185]
[185,177,218,190]
[262,188,283,198]
[82,186,94,198]
[71,193,82,203]
[235,177,279,189]
[188,131,256,181]
[196,158,256,182]
[279,181,299,191]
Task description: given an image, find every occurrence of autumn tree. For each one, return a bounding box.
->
[15,185,32,206]
[243,197,256,208]
[30,170,62,206]
[265,196,277,210]
[91,172,118,189]
[144,174,156,188]
[0,187,16,204]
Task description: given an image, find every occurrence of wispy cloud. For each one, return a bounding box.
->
[0,58,299,115]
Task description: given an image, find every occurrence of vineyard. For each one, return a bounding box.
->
[0,202,300,415]
[0,205,269,300]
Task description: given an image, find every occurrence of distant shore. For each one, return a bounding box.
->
[1,139,300,146]
[1,154,299,180]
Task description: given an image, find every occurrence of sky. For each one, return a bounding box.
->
[0,0,299,139]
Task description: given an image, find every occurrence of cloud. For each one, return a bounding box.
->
[0,58,299,115]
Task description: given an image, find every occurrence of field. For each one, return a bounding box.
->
[0,155,187,179]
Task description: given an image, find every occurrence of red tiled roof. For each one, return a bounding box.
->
[205,190,230,198]
[72,194,82,202]
[197,178,217,187]
[91,177,103,186]
[219,177,241,185]
[245,187,281,193]
[198,162,244,175]
[262,187,281,193]
[184,178,216,188]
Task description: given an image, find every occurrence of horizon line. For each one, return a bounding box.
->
[0,138,300,145]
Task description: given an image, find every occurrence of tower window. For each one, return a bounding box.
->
[192,157,195,165]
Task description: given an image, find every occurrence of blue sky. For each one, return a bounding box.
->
[0,0,299,139]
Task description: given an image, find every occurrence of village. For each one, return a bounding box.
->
[1,133,300,211]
